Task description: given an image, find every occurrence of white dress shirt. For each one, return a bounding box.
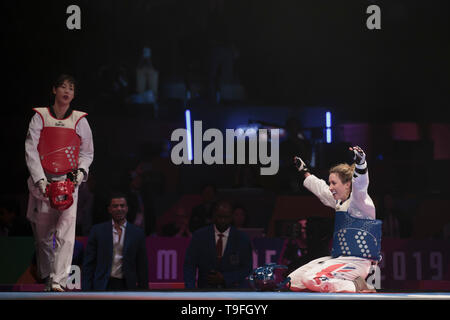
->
[111,220,127,279]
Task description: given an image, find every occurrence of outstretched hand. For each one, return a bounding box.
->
[349,146,366,165]
[294,156,311,177]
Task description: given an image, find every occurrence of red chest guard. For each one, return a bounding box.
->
[34,107,87,175]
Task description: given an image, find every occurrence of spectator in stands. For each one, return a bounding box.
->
[380,193,401,238]
[0,196,32,237]
[281,219,308,274]
[82,192,148,291]
[0,206,14,237]
[183,199,253,289]
[112,65,130,103]
[76,172,96,236]
[282,217,333,275]
[136,46,159,106]
[189,183,218,233]
[161,206,192,238]
[125,168,156,236]
[231,204,248,229]
[206,10,234,104]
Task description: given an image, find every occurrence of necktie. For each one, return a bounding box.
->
[216,233,224,258]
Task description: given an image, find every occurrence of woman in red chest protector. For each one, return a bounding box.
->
[25,75,94,292]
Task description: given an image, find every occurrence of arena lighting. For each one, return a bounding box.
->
[326,111,332,143]
[326,128,332,144]
[185,109,193,161]
[326,111,331,128]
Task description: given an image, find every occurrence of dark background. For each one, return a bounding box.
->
[2,0,449,118]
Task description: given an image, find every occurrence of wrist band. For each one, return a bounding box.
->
[355,166,367,175]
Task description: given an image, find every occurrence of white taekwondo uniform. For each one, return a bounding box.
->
[25,107,94,288]
[288,162,378,293]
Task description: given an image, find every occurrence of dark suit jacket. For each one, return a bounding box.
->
[82,221,149,291]
[183,225,253,289]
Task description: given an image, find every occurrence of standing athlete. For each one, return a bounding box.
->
[25,74,94,291]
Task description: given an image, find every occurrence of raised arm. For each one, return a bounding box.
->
[349,146,376,219]
[294,156,335,209]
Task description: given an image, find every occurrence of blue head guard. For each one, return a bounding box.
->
[331,211,382,261]
[248,263,291,291]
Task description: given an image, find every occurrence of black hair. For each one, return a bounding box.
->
[232,203,247,213]
[53,74,77,95]
[0,196,19,214]
[211,199,232,215]
[108,192,128,205]
[200,182,217,194]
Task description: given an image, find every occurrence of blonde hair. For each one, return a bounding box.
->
[329,163,356,184]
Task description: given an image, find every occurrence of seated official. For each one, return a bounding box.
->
[183,200,253,289]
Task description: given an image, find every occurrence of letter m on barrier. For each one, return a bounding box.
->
[157,250,177,280]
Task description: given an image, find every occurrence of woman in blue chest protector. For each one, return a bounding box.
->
[289,146,381,293]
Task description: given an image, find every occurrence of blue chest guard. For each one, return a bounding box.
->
[331,211,382,261]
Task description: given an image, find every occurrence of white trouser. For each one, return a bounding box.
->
[288,256,373,293]
[27,177,78,287]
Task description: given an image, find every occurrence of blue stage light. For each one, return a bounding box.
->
[326,111,332,143]
[185,109,193,161]
[326,128,332,144]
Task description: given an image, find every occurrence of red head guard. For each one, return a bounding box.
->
[46,179,75,211]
